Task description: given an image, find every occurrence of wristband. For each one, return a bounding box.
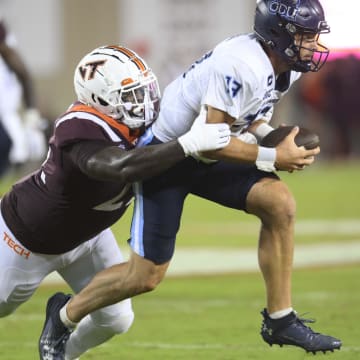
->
[254,123,274,140]
[256,146,276,172]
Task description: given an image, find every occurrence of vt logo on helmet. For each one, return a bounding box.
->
[78,60,106,81]
[74,45,161,129]
[254,0,330,73]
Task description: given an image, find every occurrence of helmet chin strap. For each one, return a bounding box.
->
[132,106,145,117]
[291,60,311,73]
[121,89,156,128]
[123,102,145,118]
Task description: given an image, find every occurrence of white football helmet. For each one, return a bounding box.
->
[74,45,161,129]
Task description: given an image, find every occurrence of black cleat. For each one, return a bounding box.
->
[39,292,73,360]
[260,309,342,353]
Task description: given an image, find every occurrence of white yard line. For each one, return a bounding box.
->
[167,240,360,276]
[44,218,360,284]
[181,219,360,236]
[44,239,360,283]
[121,342,360,352]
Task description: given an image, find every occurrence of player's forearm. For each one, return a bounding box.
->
[71,117,230,182]
[201,136,259,163]
[85,140,185,183]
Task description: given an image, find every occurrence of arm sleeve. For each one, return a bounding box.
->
[65,139,187,184]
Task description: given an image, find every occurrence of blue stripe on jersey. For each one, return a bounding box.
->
[130,181,145,256]
[130,126,154,256]
[136,127,154,148]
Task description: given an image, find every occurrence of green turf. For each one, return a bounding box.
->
[0,162,359,359]
[1,265,359,359]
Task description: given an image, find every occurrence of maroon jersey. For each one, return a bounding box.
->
[1,102,142,254]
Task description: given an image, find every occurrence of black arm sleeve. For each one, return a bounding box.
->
[65,139,186,183]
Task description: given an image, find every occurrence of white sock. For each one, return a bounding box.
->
[269,307,293,319]
[59,302,78,329]
[64,315,117,360]
[64,299,134,359]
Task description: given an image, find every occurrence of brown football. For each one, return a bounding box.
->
[260,126,320,150]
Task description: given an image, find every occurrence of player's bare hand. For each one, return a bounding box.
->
[275,127,320,171]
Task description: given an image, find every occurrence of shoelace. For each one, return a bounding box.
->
[295,312,316,324]
[298,312,315,324]
[295,313,320,336]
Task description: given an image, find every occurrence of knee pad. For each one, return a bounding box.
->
[0,277,39,318]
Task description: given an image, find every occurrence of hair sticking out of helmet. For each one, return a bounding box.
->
[254,0,330,72]
[73,45,161,129]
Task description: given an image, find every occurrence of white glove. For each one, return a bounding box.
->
[178,109,230,156]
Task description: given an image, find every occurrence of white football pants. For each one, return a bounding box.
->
[0,210,134,359]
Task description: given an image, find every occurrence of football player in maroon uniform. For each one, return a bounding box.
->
[0,45,230,360]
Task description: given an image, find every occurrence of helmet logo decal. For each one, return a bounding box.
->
[79,60,106,81]
[121,78,135,86]
[269,1,299,20]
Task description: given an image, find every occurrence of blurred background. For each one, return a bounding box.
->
[0,0,359,167]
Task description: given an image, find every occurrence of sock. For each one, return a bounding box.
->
[269,307,293,319]
[60,302,78,329]
[64,315,117,360]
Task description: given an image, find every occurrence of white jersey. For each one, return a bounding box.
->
[152,33,301,142]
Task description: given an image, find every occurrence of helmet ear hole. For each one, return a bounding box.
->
[97,97,109,106]
[91,93,109,106]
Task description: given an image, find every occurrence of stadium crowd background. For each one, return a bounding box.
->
[1,0,359,168]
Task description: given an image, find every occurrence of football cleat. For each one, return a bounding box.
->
[260,309,342,353]
[39,292,73,360]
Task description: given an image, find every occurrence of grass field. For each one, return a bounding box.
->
[0,161,360,359]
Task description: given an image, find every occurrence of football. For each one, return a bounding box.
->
[260,126,320,150]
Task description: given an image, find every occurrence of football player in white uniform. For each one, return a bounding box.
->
[42,0,342,356]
